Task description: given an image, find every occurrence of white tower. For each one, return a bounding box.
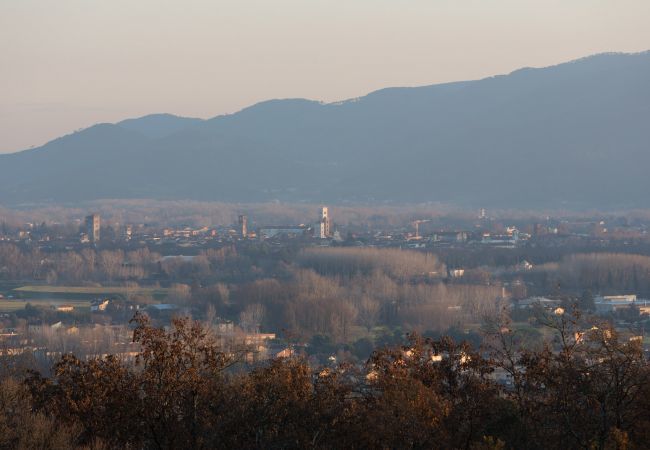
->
[319,206,330,239]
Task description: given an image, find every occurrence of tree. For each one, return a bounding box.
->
[1,378,78,449]
[98,250,124,282]
[26,313,247,449]
[579,290,596,312]
[48,354,141,447]
[239,303,266,333]
[129,313,244,449]
[362,334,503,448]
[488,307,650,449]
[357,295,380,332]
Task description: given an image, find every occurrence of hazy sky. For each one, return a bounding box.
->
[1,0,649,153]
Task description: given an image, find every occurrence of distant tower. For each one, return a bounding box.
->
[85,214,100,243]
[479,208,487,220]
[124,224,133,241]
[319,207,330,239]
[238,215,248,238]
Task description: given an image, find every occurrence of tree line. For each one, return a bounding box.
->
[527,252,650,296]
[0,244,161,284]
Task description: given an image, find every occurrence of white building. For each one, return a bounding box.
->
[594,295,650,313]
[317,206,330,239]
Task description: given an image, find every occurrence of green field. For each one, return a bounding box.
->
[0,281,26,291]
[0,298,91,313]
[0,284,172,312]
[13,285,169,297]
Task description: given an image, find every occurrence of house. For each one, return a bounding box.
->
[244,333,276,347]
[515,297,561,310]
[28,323,43,334]
[276,347,294,358]
[449,268,465,278]
[516,260,534,271]
[91,299,110,312]
[54,304,74,312]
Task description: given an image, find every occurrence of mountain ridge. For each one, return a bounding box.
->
[2,51,649,208]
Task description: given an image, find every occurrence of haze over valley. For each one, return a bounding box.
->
[3,1,650,448]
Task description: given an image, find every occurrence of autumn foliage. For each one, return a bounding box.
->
[0,312,648,449]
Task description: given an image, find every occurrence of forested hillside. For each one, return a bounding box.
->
[1,52,649,207]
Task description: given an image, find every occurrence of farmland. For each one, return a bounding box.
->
[11,285,169,300]
[0,298,91,313]
[0,285,170,312]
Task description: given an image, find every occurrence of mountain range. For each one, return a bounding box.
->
[2,51,649,208]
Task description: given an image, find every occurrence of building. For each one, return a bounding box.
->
[449,268,465,278]
[515,297,562,310]
[124,224,132,241]
[480,231,518,248]
[433,231,468,244]
[91,299,111,312]
[318,206,330,239]
[85,214,100,243]
[238,214,248,238]
[54,304,74,312]
[516,260,534,271]
[259,226,308,239]
[594,295,650,314]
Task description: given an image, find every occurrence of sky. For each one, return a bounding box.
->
[1,0,649,153]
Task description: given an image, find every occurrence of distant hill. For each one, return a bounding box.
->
[117,114,203,139]
[1,51,649,208]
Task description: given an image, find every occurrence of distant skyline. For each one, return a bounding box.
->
[1,0,649,152]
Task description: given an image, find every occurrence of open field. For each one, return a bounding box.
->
[0,298,91,313]
[13,285,170,297]
[0,281,28,296]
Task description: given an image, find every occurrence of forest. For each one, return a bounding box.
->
[1,309,649,449]
[4,243,650,350]
[0,243,507,353]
